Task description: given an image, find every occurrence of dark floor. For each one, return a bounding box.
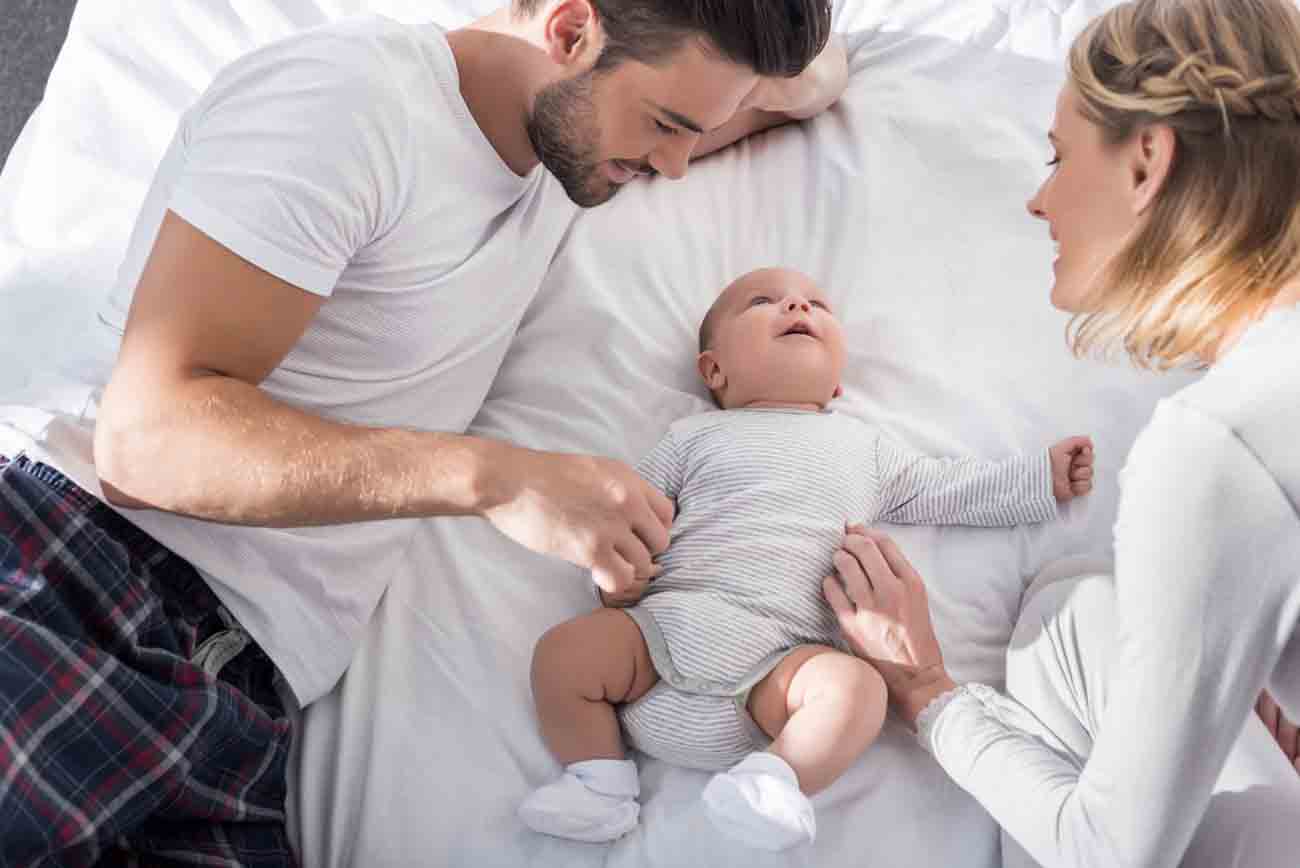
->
[0,0,78,167]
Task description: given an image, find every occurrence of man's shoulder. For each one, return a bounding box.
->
[253,14,441,66]
[202,15,448,114]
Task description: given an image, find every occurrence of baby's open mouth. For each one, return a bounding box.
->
[781,321,816,338]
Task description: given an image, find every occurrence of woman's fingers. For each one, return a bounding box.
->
[832,550,876,609]
[861,529,926,594]
[841,534,904,607]
[823,574,854,616]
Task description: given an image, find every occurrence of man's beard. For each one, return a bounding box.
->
[526,70,620,208]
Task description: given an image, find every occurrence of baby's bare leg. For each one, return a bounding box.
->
[747,645,887,794]
[531,607,659,764]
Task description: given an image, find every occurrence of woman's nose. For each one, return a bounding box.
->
[1027,183,1048,220]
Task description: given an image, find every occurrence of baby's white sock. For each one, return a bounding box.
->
[518,758,640,843]
[702,751,816,851]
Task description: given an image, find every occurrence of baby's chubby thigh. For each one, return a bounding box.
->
[530,607,661,763]
[531,607,660,707]
[746,645,888,795]
[748,645,886,741]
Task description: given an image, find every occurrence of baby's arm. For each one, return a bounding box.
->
[873,431,1058,527]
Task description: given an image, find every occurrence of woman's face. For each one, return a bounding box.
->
[1027,85,1146,313]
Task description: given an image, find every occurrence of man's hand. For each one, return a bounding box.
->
[1049,436,1094,503]
[480,448,673,597]
[740,33,849,120]
[598,582,650,609]
[1257,690,1300,774]
[691,34,849,159]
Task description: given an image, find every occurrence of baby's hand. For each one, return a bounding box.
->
[1049,436,1095,503]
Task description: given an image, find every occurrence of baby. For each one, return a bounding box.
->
[519,267,1094,850]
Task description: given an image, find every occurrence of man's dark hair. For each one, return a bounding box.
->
[513,0,832,78]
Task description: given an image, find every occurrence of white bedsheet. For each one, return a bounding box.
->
[0,1,1195,866]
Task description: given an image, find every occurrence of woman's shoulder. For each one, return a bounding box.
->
[1143,319,1300,507]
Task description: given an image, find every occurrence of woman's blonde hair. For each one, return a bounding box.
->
[1065,0,1300,368]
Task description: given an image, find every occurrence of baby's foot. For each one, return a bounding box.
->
[702,751,815,851]
[519,758,640,843]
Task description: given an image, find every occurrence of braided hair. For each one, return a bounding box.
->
[1063,0,1300,369]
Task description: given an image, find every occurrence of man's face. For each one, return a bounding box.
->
[527,39,758,207]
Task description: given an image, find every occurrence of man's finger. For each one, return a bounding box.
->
[1279,714,1299,762]
[1071,465,1094,481]
[1072,480,1092,495]
[615,534,656,581]
[1259,692,1281,736]
[645,486,675,531]
[630,501,672,557]
[591,548,636,593]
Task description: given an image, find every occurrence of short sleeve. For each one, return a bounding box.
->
[168,28,410,296]
[636,432,685,501]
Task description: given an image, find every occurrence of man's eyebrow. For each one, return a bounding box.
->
[647,100,705,134]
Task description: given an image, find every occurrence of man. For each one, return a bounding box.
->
[0,0,844,862]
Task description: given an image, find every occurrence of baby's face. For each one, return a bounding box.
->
[699,268,845,409]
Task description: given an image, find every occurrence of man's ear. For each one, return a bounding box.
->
[698,351,726,391]
[1130,123,1176,217]
[542,0,602,68]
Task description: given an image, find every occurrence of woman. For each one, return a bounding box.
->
[822,0,1300,865]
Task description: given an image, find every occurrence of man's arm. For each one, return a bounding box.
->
[692,34,848,160]
[96,211,672,590]
[96,209,478,526]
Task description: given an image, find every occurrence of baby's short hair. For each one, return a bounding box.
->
[698,294,726,354]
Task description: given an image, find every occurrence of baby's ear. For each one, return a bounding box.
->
[698,352,725,389]
[833,384,843,399]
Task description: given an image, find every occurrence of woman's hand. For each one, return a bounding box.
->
[823,524,956,728]
[1257,690,1300,773]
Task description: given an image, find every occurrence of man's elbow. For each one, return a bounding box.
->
[93,392,164,511]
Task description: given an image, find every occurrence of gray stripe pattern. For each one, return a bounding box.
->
[630,408,1056,692]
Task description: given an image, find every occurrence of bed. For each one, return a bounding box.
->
[0,0,1194,865]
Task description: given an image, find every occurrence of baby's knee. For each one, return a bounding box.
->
[840,656,888,726]
[530,609,650,701]
[531,616,596,693]
[800,652,887,720]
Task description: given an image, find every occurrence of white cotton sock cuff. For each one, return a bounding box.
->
[568,758,640,799]
[702,751,816,852]
[728,751,800,785]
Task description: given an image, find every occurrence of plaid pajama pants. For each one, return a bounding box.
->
[0,456,295,867]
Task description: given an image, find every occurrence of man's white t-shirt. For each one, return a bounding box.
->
[26,15,578,706]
